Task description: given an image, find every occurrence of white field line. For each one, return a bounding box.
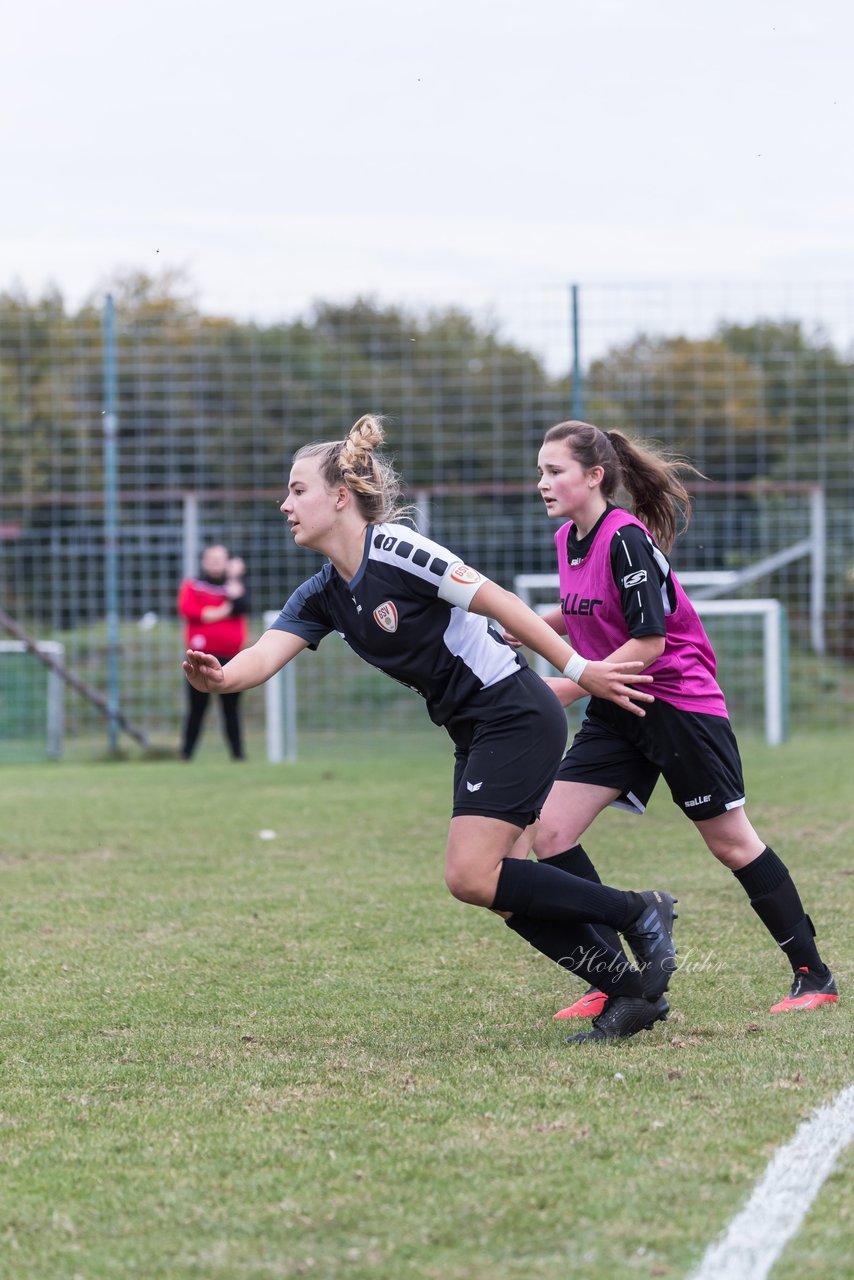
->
[689,1083,854,1280]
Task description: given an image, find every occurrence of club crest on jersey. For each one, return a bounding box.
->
[450,564,483,586]
[373,601,399,633]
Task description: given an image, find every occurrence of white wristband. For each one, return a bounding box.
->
[562,652,589,684]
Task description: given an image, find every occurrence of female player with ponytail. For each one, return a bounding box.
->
[524,420,837,1027]
[183,415,680,1045]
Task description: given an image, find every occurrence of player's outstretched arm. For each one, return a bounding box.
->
[501,604,564,647]
[469,580,654,717]
[183,629,309,694]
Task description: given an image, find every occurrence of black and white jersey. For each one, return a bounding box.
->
[269,523,526,726]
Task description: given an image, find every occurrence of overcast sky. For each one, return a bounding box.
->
[3,0,853,343]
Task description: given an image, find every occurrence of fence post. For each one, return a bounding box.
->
[809,486,826,654]
[102,295,121,755]
[570,283,584,419]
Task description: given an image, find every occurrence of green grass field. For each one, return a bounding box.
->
[2,730,852,1279]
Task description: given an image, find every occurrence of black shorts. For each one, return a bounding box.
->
[447,667,568,829]
[555,697,746,822]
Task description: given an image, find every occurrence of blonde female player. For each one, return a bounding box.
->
[183,415,678,1045]
[519,420,837,1032]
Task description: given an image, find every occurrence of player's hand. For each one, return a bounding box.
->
[500,628,523,648]
[183,649,225,693]
[542,676,588,708]
[579,659,654,717]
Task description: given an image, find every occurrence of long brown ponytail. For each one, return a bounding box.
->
[542,420,702,552]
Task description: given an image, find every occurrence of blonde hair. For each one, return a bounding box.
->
[293,414,407,524]
[543,420,703,552]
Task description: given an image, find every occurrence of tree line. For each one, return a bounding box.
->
[0,272,851,656]
[1,272,850,499]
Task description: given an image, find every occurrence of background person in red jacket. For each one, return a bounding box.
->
[177,544,249,759]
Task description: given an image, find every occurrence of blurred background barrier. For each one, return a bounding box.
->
[1,277,852,759]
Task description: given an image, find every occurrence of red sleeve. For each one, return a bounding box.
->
[177,580,207,624]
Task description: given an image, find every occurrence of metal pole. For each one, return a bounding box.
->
[102,295,121,754]
[183,493,200,580]
[263,610,297,763]
[809,486,826,655]
[763,601,784,747]
[570,283,584,419]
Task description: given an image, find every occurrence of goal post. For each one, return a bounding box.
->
[0,640,65,760]
[693,599,787,746]
[514,575,788,746]
[262,610,298,763]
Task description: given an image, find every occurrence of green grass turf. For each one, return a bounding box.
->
[1,730,852,1279]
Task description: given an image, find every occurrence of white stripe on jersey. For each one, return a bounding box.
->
[649,542,674,617]
[616,526,673,619]
[616,534,646,626]
[441,607,520,688]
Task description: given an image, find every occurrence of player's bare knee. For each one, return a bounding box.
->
[710,842,764,870]
[699,826,764,868]
[444,866,491,907]
[532,825,569,859]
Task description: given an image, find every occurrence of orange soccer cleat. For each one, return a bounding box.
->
[553,988,609,1020]
[770,966,839,1013]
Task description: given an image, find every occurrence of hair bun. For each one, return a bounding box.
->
[294,413,406,524]
[340,414,385,474]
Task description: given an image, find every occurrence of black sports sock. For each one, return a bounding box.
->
[776,917,824,975]
[541,846,629,961]
[733,845,824,973]
[492,857,644,930]
[505,916,644,999]
[542,844,599,880]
